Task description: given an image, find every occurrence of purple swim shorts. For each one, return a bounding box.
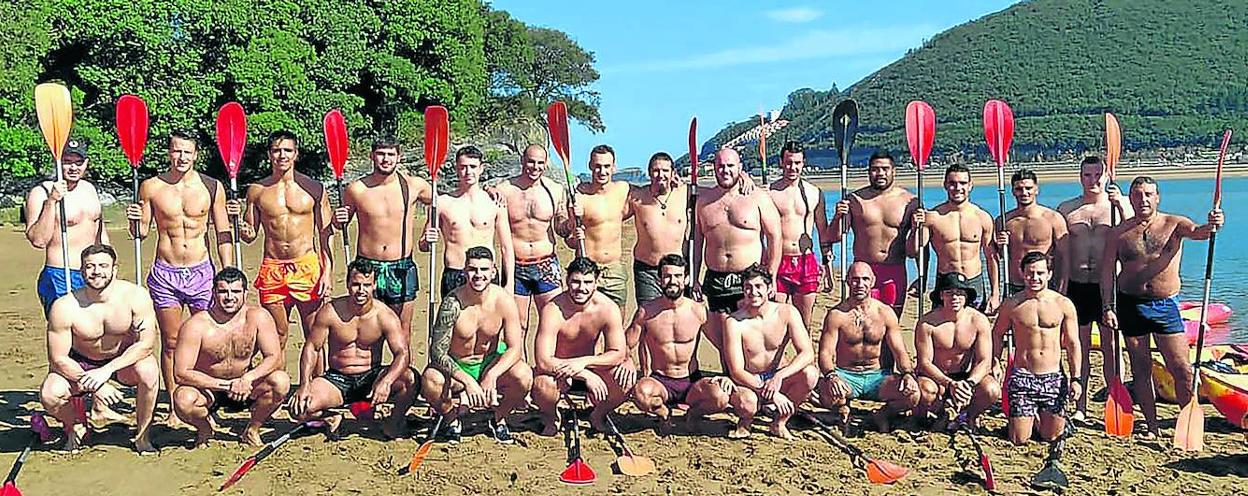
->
[147,258,214,311]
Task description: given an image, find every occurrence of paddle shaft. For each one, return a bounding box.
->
[229,177,243,269]
[335,179,350,262]
[54,159,71,286]
[4,442,31,485]
[839,173,848,297]
[916,168,926,318]
[1189,231,1216,392]
[131,170,142,282]
[996,167,1015,358]
[1109,197,1125,378]
[427,195,439,337]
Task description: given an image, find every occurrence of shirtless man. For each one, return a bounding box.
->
[829,150,919,316]
[817,262,919,432]
[171,267,289,447]
[563,144,632,310]
[626,254,729,430]
[421,247,532,444]
[1056,156,1131,419]
[289,261,417,438]
[333,138,434,334]
[532,257,628,435]
[25,138,109,317]
[693,148,782,349]
[914,273,1000,428]
[127,132,234,425]
[994,169,1069,297]
[722,265,817,439]
[767,141,830,326]
[39,245,158,453]
[420,145,515,298]
[993,252,1082,444]
[1101,176,1224,437]
[909,164,996,312]
[491,144,570,333]
[629,152,688,307]
[232,131,334,353]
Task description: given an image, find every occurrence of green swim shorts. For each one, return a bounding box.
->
[453,341,508,381]
[354,256,418,305]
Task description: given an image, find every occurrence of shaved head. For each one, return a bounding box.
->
[713,148,743,188]
[715,147,741,165]
[845,261,875,302]
[523,144,547,158]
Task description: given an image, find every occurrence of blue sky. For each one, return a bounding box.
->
[492,0,1018,172]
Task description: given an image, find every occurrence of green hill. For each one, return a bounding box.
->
[709,0,1248,167]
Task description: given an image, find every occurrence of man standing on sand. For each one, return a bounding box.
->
[421,247,533,444]
[563,144,632,310]
[25,138,109,317]
[721,265,817,440]
[993,252,1082,445]
[626,254,730,431]
[1101,176,1224,438]
[628,152,688,308]
[127,132,234,426]
[817,262,919,432]
[491,144,570,333]
[39,245,159,453]
[909,164,996,312]
[333,138,433,335]
[171,267,289,447]
[693,148,783,349]
[420,145,515,298]
[1056,156,1131,420]
[532,257,628,436]
[232,131,334,352]
[766,141,830,326]
[289,261,417,439]
[994,169,1070,296]
[914,273,1000,428]
[828,151,919,317]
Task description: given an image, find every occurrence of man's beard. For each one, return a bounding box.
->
[662,284,683,300]
[87,275,113,291]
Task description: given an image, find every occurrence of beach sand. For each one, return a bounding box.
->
[0,207,1245,495]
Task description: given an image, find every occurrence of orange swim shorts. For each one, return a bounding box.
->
[255,251,323,305]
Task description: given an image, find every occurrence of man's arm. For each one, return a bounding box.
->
[24,185,58,249]
[1061,298,1082,380]
[757,191,784,280]
[968,313,994,384]
[1177,212,1224,241]
[990,301,1012,361]
[1052,211,1070,293]
[428,295,479,387]
[211,180,236,267]
[914,319,953,387]
[582,306,627,371]
[533,300,564,374]
[982,211,1000,306]
[774,306,815,380]
[46,301,86,382]
[172,319,227,390]
[722,317,763,391]
[550,181,573,238]
[376,310,411,387]
[299,305,331,388]
[817,312,840,374]
[481,294,526,386]
[244,309,284,382]
[417,204,434,253]
[239,185,260,244]
[316,184,335,281]
[906,208,929,259]
[494,204,516,294]
[882,306,914,374]
[101,291,158,375]
[413,175,434,206]
[624,307,645,362]
[1099,226,1119,315]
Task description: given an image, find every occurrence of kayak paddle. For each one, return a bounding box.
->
[546,101,584,256]
[33,83,75,287]
[559,395,595,485]
[1102,112,1134,438]
[905,101,935,321]
[800,412,907,484]
[116,94,149,283]
[1174,128,1230,452]
[1030,423,1072,492]
[215,102,247,269]
[604,414,654,476]
[758,112,768,183]
[984,99,1017,415]
[423,104,449,353]
[685,116,698,274]
[1,413,52,496]
[946,406,994,492]
[407,414,443,473]
[323,109,351,264]
[832,99,859,298]
[219,422,309,492]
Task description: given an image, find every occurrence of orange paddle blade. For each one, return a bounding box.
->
[1104,113,1121,180]
[559,458,596,485]
[866,458,909,484]
[407,440,435,473]
[617,454,655,476]
[34,83,74,162]
[1173,401,1205,452]
[1214,129,1231,208]
[1105,379,1134,437]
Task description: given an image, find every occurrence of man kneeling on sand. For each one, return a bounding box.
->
[816,262,919,432]
[172,267,290,447]
[289,261,417,438]
[722,265,818,440]
[914,272,1000,430]
[532,257,629,435]
[421,247,533,444]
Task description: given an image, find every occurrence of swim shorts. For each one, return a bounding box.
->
[652,371,703,406]
[1006,368,1067,418]
[596,260,628,309]
[147,258,214,311]
[69,348,112,373]
[777,253,820,295]
[37,265,84,317]
[514,254,561,296]
[633,259,662,305]
[323,365,386,404]
[355,256,418,305]
[702,269,744,314]
[835,368,891,401]
[866,262,906,314]
[452,341,507,382]
[1066,280,1101,326]
[256,252,322,306]
[1117,292,1184,338]
[210,389,255,413]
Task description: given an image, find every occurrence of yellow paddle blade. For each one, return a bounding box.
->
[1173,401,1205,452]
[34,83,73,162]
[407,440,435,473]
[617,454,655,476]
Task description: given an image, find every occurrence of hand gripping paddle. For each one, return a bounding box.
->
[215,102,247,269]
[984,99,1016,415]
[832,99,859,298]
[116,95,149,283]
[34,83,75,287]
[219,422,308,491]
[423,104,449,340]
[1,413,52,496]
[323,109,351,263]
[1102,112,1134,439]
[546,102,585,256]
[1174,128,1231,452]
[905,100,935,320]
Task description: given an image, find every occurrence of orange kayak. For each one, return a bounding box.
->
[1151,346,1238,403]
[1199,362,1248,429]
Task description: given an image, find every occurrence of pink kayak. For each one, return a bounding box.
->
[1179,301,1232,325]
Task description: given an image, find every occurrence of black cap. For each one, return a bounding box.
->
[62,138,88,159]
[930,272,977,308]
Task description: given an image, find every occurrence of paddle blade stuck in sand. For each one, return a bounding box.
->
[1105,379,1134,438]
[866,459,909,485]
[1030,459,1069,492]
[980,453,996,491]
[559,459,596,485]
[1173,403,1205,452]
[408,415,443,474]
[616,454,655,476]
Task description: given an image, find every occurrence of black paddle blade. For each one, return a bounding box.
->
[1030,459,1068,493]
[831,99,859,165]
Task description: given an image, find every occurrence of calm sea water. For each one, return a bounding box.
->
[821,176,1246,342]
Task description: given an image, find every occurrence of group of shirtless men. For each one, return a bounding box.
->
[25,130,1224,453]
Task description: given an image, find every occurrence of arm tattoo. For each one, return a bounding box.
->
[429,295,461,373]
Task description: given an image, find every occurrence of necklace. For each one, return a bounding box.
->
[655,188,674,210]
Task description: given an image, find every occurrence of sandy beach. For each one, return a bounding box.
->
[0,207,1245,495]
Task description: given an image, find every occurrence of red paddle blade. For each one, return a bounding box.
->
[1214,129,1231,208]
[1,480,20,496]
[688,117,698,180]
[1001,357,1014,416]
[215,102,247,179]
[881,281,897,305]
[546,101,571,166]
[980,454,996,491]
[219,457,257,491]
[348,401,374,421]
[1104,113,1121,181]
[982,100,1014,167]
[423,106,449,181]
[323,109,348,179]
[1105,379,1134,437]
[115,95,149,168]
[559,458,596,485]
[905,101,935,169]
[866,458,908,484]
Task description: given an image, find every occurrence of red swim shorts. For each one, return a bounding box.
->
[777,253,820,295]
[867,261,906,310]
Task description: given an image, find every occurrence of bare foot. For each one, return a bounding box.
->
[194,424,214,448]
[89,402,129,428]
[239,426,263,447]
[61,424,87,452]
[133,436,157,455]
[165,414,188,431]
[770,422,794,440]
[727,426,750,439]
